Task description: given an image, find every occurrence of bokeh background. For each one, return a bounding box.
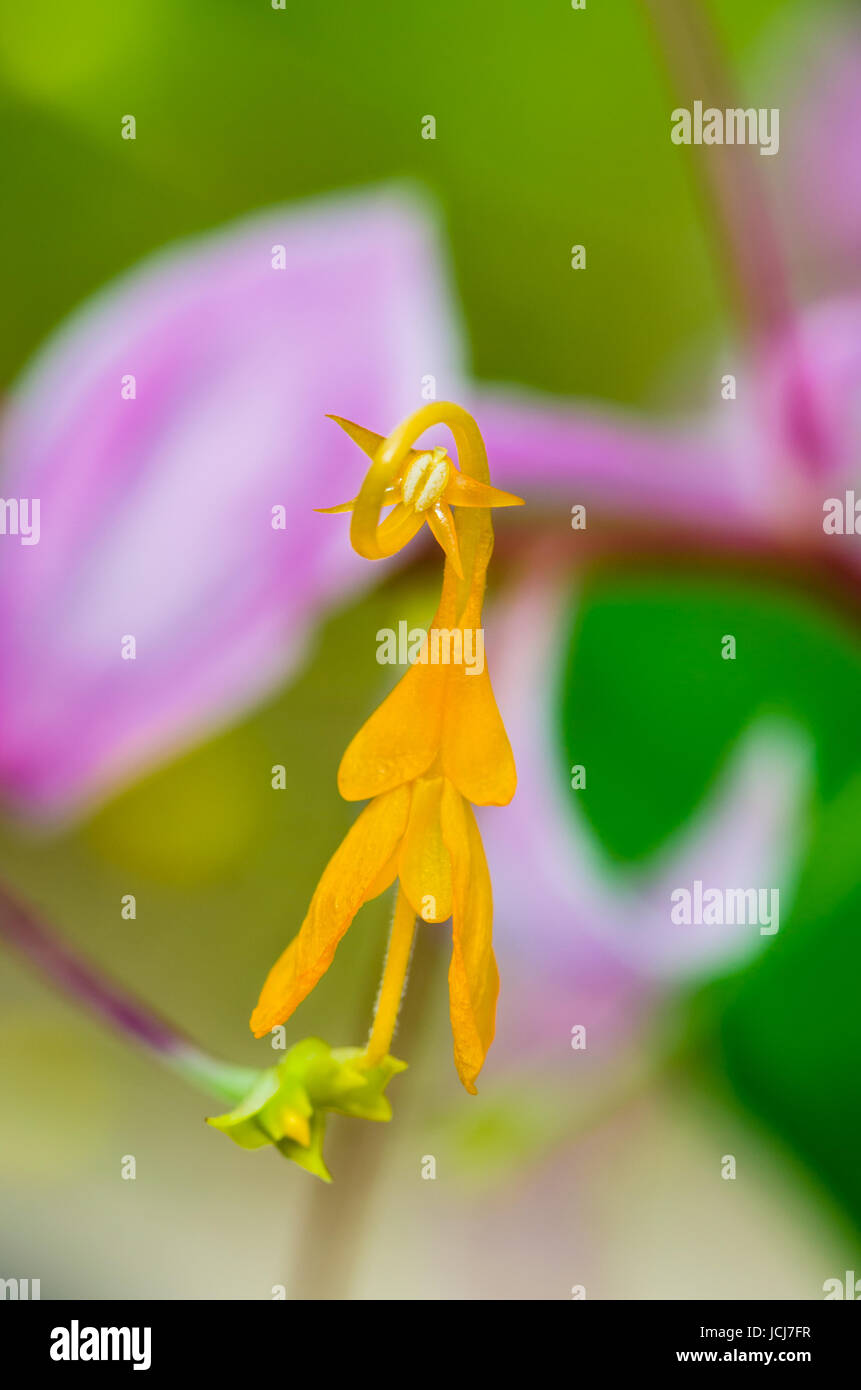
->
[1,0,859,1299]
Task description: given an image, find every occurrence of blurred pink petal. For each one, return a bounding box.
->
[752,296,861,490]
[476,292,861,541]
[484,566,812,1045]
[0,188,464,819]
[475,387,756,530]
[782,18,861,286]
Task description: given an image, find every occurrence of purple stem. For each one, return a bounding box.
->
[641,0,834,478]
[641,0,793,338]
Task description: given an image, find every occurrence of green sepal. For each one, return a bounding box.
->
[206,1038,406,1180]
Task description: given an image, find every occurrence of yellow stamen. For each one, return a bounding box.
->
[402,447,450,512]
[364,886,416,1065]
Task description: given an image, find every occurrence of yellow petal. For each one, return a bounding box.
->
[337,658,447,801]
[315,487,399,515]
[440,781,498,1093]
[397,776,453,923]
[441,662,516,806]
[337,580,459,801]
[250,784,411,1037]
[326,414,426,476]
[314,499,358,515]
[445,472,524,509]
[438,577,516,806]
[364,846,400,901]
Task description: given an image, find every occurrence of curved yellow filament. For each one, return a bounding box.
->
[350,401,495,622]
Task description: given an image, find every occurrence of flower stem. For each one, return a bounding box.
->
[0,880,257,1106]
[364,886,416,1064]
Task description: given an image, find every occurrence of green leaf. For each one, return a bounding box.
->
[557,573,861,865]
[717,882,861,1233]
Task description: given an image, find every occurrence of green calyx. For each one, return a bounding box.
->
[206,1038,406,1181]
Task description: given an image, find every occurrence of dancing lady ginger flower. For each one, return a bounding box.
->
[249,403,522,1121]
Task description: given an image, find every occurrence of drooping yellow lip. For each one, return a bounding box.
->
[252,402,521,1099]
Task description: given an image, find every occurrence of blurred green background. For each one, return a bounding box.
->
[1,0,859,1299]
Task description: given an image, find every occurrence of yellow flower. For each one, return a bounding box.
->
[251,402,521,1094]
[318,415,522,578]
